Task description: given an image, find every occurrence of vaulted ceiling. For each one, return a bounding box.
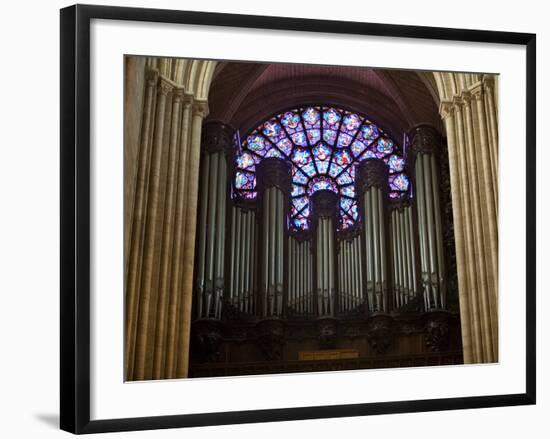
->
[206,61,442,141]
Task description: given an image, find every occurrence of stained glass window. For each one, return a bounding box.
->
[233,106,410,231]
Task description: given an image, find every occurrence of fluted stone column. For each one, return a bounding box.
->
[440,77,498,363]
[311,190,338,317]
[124,63,210,380]
[257,158,291,318]
[409,126,446,312]
[194,121,233,320]
[356,159,389,313]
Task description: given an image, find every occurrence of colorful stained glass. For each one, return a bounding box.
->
[293,216,308,230]
[328,161,346,178]
[390,173,410,191]
[307,129,321,145]
[323,108,341,126]
[389,191,404,199]
[336,170,353,185]
[291,131,308,146]
[246,135,266,154]
[387,154,405,173]
[236,105,410,232]
[315,159,329,174]
[308,176,338,196]
[235,171,256,190]
[340,197,353,212]
[360,124,379,142]
[342,113,362,133]
[323,129,337,145]
[291,184,306,197]
[236,152,257,170]
[333,150,352,167]
[276,138,293,156]
[281,111,301,130]
[340,185,355,198]
[291,148,311,166]
[292,168,308,184]
[312,143,332,161]
[292,196,308,213]
[351,140,367,157]
[376,137,394,156]
[302,107,320,126]
[301,162,317,177]
[340,215,354,230]
[238,190,257,199]
[262,120,281,138]
[266,147,285,159]
[336,133,353,148]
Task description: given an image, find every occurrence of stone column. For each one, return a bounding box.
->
[175,99,209,378]
[356,159,389,313]
[440,90,498,363]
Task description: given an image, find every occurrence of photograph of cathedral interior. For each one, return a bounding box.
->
[124,56,499,382]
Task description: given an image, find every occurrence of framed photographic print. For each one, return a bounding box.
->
[60,4,536,434]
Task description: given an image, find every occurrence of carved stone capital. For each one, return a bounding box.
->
[157,78,173,97]
[257,158,292,195]
[407,125,441,157]
[355,158,389,193]
[439,100,454,120]
[145,67,159,87]
[201,120,235,154]
[193,99,209,118]
[173,87,185,103]
[469,82,484,101]
[482,74,496,90]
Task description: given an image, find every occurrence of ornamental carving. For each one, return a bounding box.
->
[424,312,451,352]
[256,158,292,195]
[356,159,389,193]
[311,190,339,219]
[191,319,223,363]
[366,314,395,354]
[256,319,286,361]
[316,317,339,349]
[201,120,235,154]
[408,125,440,157]
[388,197,411,212]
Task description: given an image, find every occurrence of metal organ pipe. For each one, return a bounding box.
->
[415,155,430,310]
[422,154,438,308]
[409,125,446,311]
[430,154,446,308]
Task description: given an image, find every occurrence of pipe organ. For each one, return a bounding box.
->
[257,158,291,318]
[192,123,455,365]
[356,159,389,313]
[409,126,446,310]
[288,237,314,315]
[195,121,231,319]
[311,191,338,316]
[390,201,417,308]
[229,207,257,314]
[338,235,363,313]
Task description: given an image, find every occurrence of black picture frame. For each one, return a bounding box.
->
[60,4,536,434]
